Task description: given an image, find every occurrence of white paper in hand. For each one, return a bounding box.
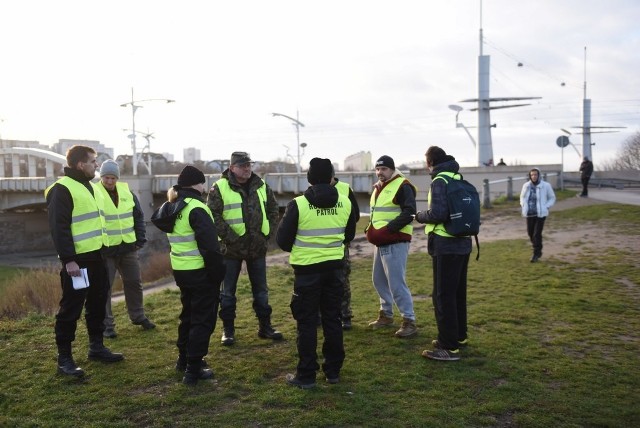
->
[72,268,90,290]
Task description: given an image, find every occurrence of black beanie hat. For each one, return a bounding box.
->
[177,165,206,187]
[376,155,395,170]
[307,158,334,185]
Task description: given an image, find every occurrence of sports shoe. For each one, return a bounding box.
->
[342,318,352,331]
[368,310,394,329]
[394,318,417,338]
[432,339,468,349]
[133,318,156,330]
[221,327,235,346]
[103,328,117,339]
[325,376,340,384]
[286,373,316,389]
[422,348,461,361]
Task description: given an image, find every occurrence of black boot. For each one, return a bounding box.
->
[57,344,84,377]
[258,317,283,340]
[182,359,214,386]
[221,320,235,346]
[88,335,124,363]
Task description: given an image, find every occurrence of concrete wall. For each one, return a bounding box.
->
[0,211,55,255]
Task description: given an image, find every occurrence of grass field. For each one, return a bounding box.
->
[0,203,639,427]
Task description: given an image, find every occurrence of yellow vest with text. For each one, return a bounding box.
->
[424,172,457,237]
[44,177,105,254]
[290,194,351,266]
[369,177,413,235]
[215,178,269,236]
[168,198,213,270]
[96,181,136,246]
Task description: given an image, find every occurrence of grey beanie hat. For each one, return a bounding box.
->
[100,159,120,178]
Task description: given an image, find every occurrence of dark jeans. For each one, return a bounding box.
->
[55,260,108,346]
[219,257,272,321]
[174,269,220,360]
[290,269,345,383]
[581,176,590,196]
[526,216,547,257]
[431,253,469,350]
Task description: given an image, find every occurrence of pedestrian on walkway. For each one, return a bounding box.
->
[520,168,556,262]
[45,145,124,378]
[365,155,418,338]
[96,160,155,338]
[206,151,283,346]
[579,156,594,197]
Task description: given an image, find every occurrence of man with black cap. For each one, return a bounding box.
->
[415,146,472,361]
[45,145,124,378]
[151,165,226,385]
[206,151,283,346]
[96,159,155,339]
[365,155,418,338]
[277,158,357,389]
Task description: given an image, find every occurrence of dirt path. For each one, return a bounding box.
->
[267,195,622,265]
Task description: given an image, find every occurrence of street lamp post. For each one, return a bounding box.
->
[120,88,174,176]
[272,111,305,173]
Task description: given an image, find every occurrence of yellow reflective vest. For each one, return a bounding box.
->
[425,172,457,237]
[369,176,413,235]
[44,176,106,254]
[96,181,136,246]
[214,178,269,237]
[168,198,213,270]
[290,194,351,266]
[334,180,350,198]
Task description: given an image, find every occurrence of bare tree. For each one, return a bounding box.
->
[611,132,640,170]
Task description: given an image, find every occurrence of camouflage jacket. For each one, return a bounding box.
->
[206,170,279,259]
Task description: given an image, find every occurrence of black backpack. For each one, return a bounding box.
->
[434,172,481,259]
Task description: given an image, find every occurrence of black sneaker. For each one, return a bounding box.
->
[342,318,352,331]
[422,348,460,361]
[133,318,156,330]
[103,328,117,339]
[325,376,340,384]
[285,373,316,389]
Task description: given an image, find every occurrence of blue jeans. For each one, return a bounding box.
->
[372,242,415,320]
[219,258,272,321]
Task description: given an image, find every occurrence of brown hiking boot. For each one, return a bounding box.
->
[368,310,394,329]
[394,318,418,338]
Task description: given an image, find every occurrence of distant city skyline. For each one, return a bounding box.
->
[0,0,638,172]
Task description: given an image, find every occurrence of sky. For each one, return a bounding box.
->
[0,0,638,172]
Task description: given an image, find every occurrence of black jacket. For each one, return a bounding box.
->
[276,183,357,274]
[46,167,103,265]
[415,157,472,256]
[152,188,225,283]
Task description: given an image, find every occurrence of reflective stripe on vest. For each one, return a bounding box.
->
[369,176,414,235]
[96,181,136,246]
[167,198,214,270]
[214,178,269,236]
[290,194,351,266]
[425,172,457,237]
[44,176,105,254]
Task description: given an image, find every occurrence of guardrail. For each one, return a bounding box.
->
[482,172,558,209]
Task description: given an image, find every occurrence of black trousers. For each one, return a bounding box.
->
[431,253,469,350]
[55,260,108,346]
[581,176,590,196]
[174,268,220,360]
[526,216,547,257]
[290,269,345,382]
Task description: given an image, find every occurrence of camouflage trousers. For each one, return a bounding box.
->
[341,245,352,320]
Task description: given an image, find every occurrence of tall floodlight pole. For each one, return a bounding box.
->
[272,111,305,173]
[477,0,493,166]
[582,47,593,162]
[120,88,174,175]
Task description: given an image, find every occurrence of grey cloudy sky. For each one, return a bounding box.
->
[1,0,638,171]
